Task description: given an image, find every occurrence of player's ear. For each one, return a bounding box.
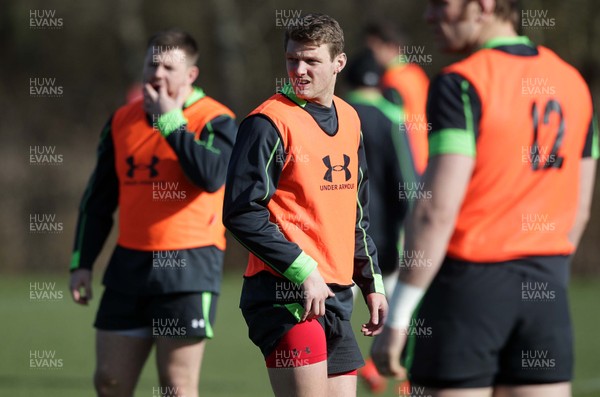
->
[334,53,347,74]
[187,65,199,84]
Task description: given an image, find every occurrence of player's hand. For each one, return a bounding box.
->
[362,292,388,336]
[301,269,334,321]
[143,83,187,116]
[371,325,408,379]
[69,269,92,305]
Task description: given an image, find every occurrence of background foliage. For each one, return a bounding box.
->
[2,0,600,274]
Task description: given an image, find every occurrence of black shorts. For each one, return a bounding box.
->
[95,288,218,339]
[240,272,364,375]
[407,255,572,388]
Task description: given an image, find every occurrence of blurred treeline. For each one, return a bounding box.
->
[2,0,600,275]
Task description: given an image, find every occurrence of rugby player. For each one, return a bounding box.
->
[223,13,388,397]
[345,49,410,393]
[372,1,598,397]
[69,29,236,397]
[365,21,430,176]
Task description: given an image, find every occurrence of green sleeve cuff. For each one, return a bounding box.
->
[283,251,318,284]
[69,251,80,271]
[157,108,187,137]
[373,274,385,295]
[429,128,476,157]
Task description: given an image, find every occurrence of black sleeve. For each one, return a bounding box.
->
[427,72,482,135]
[223,115,308,280]
[387,118,409,223]
[426,72,482,157]
[70,118,119,271]
[353,134,385,297]
[582,109,599,158]
[165,115,237,192]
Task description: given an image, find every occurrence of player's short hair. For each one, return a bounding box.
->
[284,13,345,60]
[364,20,406,47]
[147,29,199,65]
[494,0,520,28]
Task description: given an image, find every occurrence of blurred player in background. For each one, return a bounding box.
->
[359,20,431,393]
[372,1,598,396]
[365,21,430,176]
[69,29,237,397]
[223,13,387,397]
[345,49,412,394]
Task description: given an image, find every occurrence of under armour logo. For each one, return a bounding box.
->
[126,155,159,178]
[322,155,351,182]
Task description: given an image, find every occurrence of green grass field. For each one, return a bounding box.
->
[1,274,599,397]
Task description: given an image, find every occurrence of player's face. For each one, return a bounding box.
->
[425,0,483,53]
[142,48,196,98]
[285,40,346,107]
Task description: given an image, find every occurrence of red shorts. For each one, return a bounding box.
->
[265,319,357,376]
[241,272,364,375]
[265,319,326,368]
